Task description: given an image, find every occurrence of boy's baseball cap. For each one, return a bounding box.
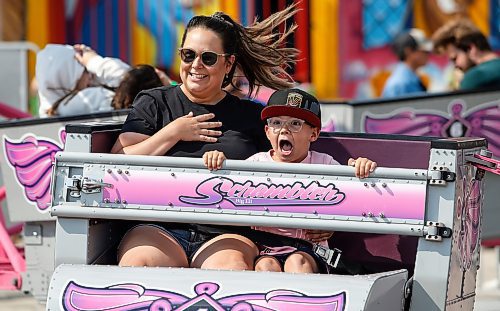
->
[261,88,321,128]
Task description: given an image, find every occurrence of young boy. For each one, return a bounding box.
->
[203,88,376,273]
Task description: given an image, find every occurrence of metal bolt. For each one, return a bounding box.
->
[171,172,175,177]
[313,210,318,215]
[382,183,387,188]
[362,212,366,217]
[115,199,120,204]
[122,200,127,204]
[107,169,112,174]
[265,208,270,212]
[267,178,271,182]
[367,212,373,217]
[379,212,385,218]
[168,202,173,206]
[104,198,110,203]
[117,169,122,174]
[370,182,376,187]
[364,182,368,187]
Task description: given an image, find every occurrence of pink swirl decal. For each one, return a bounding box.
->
[364,100,500,157]
[62,281,346,310]
[457,173,481,271]
[3,130,65,211]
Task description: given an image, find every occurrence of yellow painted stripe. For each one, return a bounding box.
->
[468,0,489,36]
[412,1,431,36]
[221,0,239,20]
[26,0,50,83]
[132,23,158,66]
[311,0,339,99]
[26,0,49,46]
[194,0,221,16]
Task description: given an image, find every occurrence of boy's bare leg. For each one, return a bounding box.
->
[283,252,318,273]
[255,256,282,272]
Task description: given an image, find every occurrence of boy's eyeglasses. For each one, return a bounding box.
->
[267,117,306,133]
[178,48,229,66]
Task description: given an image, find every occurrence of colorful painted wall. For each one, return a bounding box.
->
[3,0,500,101]
[22,0,309,87]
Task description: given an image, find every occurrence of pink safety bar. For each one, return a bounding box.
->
[0,188,22,236]
[0,186,25,290]
[0,101,32,119]
[473,154,500,176]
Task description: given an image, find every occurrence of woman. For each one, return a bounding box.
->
[112,64,170,110]
[112,6,299,270]
[36,44,130,117]
[36,44,173,116]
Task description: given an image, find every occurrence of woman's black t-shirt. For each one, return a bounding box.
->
[121,85,271,158]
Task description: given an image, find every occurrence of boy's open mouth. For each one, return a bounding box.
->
[279,138,293,156]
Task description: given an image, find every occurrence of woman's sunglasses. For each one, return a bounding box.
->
[178,48,229,66]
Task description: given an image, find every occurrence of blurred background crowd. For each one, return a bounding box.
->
[0,0,499,116]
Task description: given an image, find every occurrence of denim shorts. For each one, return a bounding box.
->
[163,227,216,261]
[127,224,216,263]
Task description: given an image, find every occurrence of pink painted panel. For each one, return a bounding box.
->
[103,171,426,220]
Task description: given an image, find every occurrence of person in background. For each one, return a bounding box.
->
[204,88,377,273]
[112,64,170,110]
[36,44,173,116]
[432,19,500,91]
[36,44,129,117]
[382,28,432,98]
[114,6,299,271]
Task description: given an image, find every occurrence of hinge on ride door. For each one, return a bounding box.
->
[64,175,113,198]
[425,221,452,241]
[429,166,456,186]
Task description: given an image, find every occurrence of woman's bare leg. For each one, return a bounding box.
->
[255,256,282,272]
[118,225,188,267]
[283,252,318,273]
[191,234,258,270]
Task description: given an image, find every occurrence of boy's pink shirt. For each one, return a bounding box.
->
[246,150,340,165]
[247,150,339,245]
